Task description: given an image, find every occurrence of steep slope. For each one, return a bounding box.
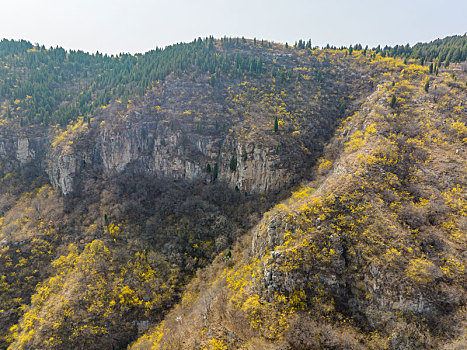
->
[0,36,465,350]
[131,57,466,349]
[0,41,374,349]
[0,40,372,196]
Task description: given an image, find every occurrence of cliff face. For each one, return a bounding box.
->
[2,50,366,196]
[0,108,287,196]
[0,110,292,195]
[42,115,298,195]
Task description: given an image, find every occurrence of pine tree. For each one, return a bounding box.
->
[274,116,279,133]
[424,81,430,92]
[280,71,286,83]
[230,155,237,171]
[390,95,396,108]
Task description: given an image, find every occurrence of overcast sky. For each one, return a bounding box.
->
[0,0,465,54]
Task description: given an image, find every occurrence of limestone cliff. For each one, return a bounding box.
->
[2,51,367,196]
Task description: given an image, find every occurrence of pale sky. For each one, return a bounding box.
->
[0,0,465,54]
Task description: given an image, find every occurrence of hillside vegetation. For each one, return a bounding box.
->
[0,36,465,350]
[1,35,465,126]
[0,37,370,349]
[132,54,466,349]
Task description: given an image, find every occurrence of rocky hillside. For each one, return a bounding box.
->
[0,38,372,349]
[0,40,375,196]
[0,36,466,349]
[131,56,467,349]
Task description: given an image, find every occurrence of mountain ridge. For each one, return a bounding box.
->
[0,35,465,349]
[132,51,466,350]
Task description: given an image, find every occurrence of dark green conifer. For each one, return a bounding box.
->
[230,156,237,172]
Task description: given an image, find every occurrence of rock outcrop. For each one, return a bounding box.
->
[2,71,354,196]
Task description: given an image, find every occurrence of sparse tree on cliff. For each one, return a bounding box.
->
[230,156,237,172]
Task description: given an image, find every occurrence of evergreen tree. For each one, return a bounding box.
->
[280,71,286,84]
[229,155,237,172]
[274,116,279,133]
[390,95,396,108]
